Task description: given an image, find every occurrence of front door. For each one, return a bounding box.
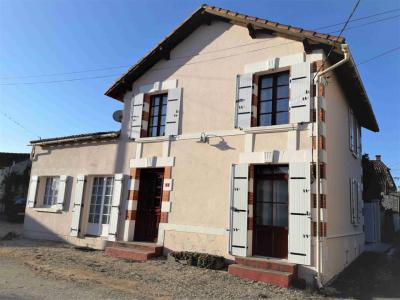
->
[86,176,114,237]
[134,168,164,242]
[253,165,289,258]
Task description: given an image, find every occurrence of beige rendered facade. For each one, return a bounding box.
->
[24,6,378,285]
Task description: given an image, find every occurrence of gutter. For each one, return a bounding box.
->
[314,44,350,287]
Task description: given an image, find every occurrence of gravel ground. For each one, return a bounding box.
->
[1,219,399,300]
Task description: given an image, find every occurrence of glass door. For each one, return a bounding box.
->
[86,177,114,236]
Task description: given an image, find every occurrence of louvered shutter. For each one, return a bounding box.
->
[289,62,311,123]
[108,174,124,241]
[229,164,248,257]
[55,175,68,211]
[70,175,85,237]
[288,162,311,265]
[349,109,355,152]
[27,176,39,208]
[235,73,253,129]
[165,87,182,136]
[130,93,144,139]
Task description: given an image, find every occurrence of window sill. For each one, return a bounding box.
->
[32,207,62,213]
[135,136,172,143]
[243,123,301,134]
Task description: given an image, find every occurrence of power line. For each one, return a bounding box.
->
[0,111,41,139]
[357,46,400,66]
[1,7,399,81]
[313,0,361,82]
[314,7,400,30]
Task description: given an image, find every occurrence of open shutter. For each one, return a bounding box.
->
[235,73,253,129]
[229,164,248,257]
[27,176,39,208]
[349,109,354,152]
[55,175,68,211]
[70,175,85,237]
[130,93,144,139]
[108,174,124,241]
[289,62,311,123]
[288,162,311,265]
[165,87,182,136]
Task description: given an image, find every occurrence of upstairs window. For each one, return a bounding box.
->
[148,94,167,137]
[43,177,59,207]
[258,72,289,126]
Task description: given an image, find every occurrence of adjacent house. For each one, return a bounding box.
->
[363,154,399,243]
[24,5,379,287]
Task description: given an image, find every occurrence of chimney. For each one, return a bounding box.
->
[375,155,381,161]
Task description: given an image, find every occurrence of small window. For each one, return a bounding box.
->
[43,177,59,207]
[258,72,289,126]
[148,94,168,137]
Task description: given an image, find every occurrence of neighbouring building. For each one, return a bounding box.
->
[363,154,399,243]
[0,152,31,215]
[24,5,379,287]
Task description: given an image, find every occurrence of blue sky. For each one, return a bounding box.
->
[0,0,399,183]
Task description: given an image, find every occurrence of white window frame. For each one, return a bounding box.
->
[43,177,60,208]
[88,176,114,226]
[349,108,361,158]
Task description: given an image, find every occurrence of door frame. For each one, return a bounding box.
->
[251,164,289,259]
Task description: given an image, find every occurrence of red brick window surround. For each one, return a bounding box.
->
[257,71,290,126]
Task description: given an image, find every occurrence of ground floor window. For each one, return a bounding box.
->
[43,177,60,207]
[88,177,114,225]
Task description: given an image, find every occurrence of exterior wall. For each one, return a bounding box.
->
[24,140,136,247]
[322,71,365,282]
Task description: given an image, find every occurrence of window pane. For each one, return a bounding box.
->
[274,180,288,203]
[276,99,289,112]
[274,204,288,227]
[277,86,289,98]
[159,126,165,136]
[261,76,273,88]
[151,127,158,137]
[276,112,288,125]
[277,73,289,86]
[275,166,289,174]
[161,104,167,115]
[260,88,272,101]
[151,105,159,116]
[257,179,272,202]
[161,95,168,105]
[259,114,272,126]
[257,202,273,226]
[259,101,272,114]
[153,96,160,106]
[160,115,166,126]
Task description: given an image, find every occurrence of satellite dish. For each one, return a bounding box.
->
[112,110,123,123]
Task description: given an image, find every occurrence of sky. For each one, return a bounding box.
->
[0,0,399,184]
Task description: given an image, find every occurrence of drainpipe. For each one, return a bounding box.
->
[314,44,350,287]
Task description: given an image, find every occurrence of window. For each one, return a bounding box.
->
[258,72,289,126]
[148,94,168,137]
[43,177,59,207]
[88,177,114,225]
[350,178,361,225]
[349,108,361,157]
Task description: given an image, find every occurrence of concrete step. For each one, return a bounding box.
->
[235,256,297,274]
[105,246,159,261]
[106,241,163,256]
[228,264,294,288]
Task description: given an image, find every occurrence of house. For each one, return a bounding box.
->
[24,5,379,287]
[0,152,31,215]
[363,154,399,243]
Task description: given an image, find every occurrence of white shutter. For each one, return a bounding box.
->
[55,175,68,211]
[288,162,311,265]
[130,93,144,139]
[70,175,85,237]
[27,176,39,208]
[108,174,124,241]
[289,62,311,123]
[235,73,253,129]
[165,87,182,136]
[229,164,248,257]
[357,181,363,224]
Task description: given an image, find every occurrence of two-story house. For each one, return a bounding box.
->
[24,5,379,287]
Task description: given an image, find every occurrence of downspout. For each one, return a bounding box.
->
[314,43,350,287]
